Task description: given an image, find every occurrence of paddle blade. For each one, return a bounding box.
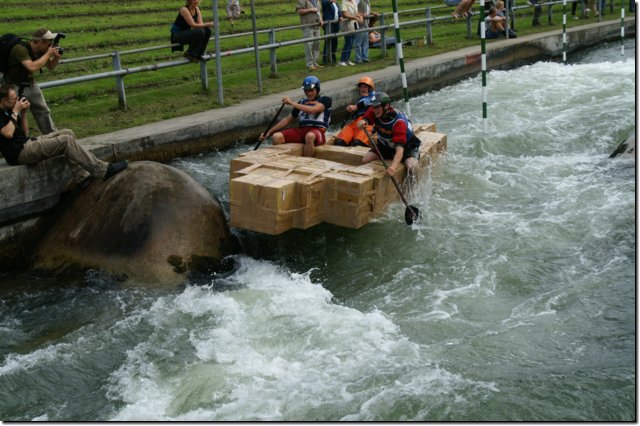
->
[405,205,420,225]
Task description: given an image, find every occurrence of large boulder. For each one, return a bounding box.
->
[34,161,239,287]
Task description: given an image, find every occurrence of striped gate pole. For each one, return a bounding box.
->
[212,0,224,105]
[620,7,625,56]
[391,0,411,118]
[480,0,487,128]
[562,0,567,63]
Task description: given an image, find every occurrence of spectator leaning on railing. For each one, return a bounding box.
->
[297,0,324,71]
[339,0,361,66]
[321,0,341,65]
[1,28,61,136]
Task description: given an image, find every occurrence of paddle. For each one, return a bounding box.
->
[253,102,286,151]
[363,127,420,225]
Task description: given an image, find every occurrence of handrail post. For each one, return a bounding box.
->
[466,12,472,38]
[200,60,209,90]
[548,1,553,24]
[426,7,433,45]
[269,28,278,76]
[111,51,127,110]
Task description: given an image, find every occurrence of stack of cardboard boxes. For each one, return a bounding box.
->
[230,124,446,235]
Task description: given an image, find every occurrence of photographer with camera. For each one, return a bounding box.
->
[1,28,63,135]
[0,84,128,188]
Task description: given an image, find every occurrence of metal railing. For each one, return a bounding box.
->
[34,0,622,109]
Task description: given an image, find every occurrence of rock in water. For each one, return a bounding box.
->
[35,161,239,287]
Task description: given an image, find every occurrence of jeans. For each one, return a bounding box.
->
[171,27,212,57]
[354,30,369,62]
[340,34,354,62]
[303,26,321,67]
[322,22,340,64]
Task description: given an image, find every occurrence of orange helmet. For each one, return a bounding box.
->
[357,76,375,90]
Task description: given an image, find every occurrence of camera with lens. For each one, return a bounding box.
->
[53,32,66,55]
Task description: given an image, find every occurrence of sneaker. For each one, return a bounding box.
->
[573,15,579,19]
[347,61,356,66]
[104,160,128,180]
[338,61,348,66]
[362,58,371,63]
[314,63,324,68]
[308,65,318,71]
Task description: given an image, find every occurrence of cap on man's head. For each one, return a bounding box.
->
[32,28,58,41]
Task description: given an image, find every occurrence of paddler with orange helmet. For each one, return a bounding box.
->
[333,76,376,147]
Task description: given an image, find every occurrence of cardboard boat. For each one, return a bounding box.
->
[229,123,447,235]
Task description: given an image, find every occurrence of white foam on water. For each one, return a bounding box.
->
[106,256,496,420]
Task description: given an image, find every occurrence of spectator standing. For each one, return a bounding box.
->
[354,0,375,63]
[2,28,61,135]
[339,0,361,66]
[570,0,580,19]
[321,0,341,65]
[259,76,332,158]
[226,0,243,28]
[0,85,128,188]
[297,0,324,71]
[170,0,214,62]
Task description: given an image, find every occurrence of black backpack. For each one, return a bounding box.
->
[0,33,27,74]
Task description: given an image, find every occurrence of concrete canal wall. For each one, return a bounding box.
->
[0,19,635,265]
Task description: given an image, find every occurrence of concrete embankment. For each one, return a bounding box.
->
[0,19,635,266]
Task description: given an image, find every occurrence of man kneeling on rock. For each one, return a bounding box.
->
[0,84,128,188]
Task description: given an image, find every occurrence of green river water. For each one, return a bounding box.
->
[0,39,635,421]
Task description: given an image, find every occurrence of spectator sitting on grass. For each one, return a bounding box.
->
[485,6,516,38]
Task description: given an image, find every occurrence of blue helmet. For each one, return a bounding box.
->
[302,75,320,92]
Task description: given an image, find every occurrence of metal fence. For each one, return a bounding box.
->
[35,0,617,109]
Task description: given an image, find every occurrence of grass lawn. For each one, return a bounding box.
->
[2,0,629,138]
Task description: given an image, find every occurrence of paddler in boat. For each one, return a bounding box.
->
[356,91,421,178]
[259,75,333,157]
[333,76,376,147]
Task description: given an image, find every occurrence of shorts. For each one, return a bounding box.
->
[280,126,326,146]
[372,134,421,161]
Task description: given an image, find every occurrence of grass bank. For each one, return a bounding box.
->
[2,0,630,138]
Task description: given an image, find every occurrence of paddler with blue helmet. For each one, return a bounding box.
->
[356,91,421,177]
[259,75,332,157]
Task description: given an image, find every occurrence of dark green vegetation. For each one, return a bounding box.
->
[3,0,628,137]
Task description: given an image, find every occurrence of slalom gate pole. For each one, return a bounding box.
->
[480,0,487,129]
[391,0,411,118]
[620,6,625,56]
[562,0,567,63]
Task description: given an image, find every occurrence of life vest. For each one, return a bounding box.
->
[375,109,413,148]
[354,90,376,118]
[296,96,332,129]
